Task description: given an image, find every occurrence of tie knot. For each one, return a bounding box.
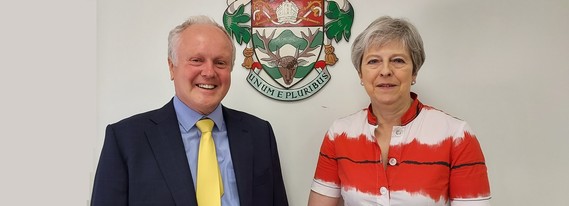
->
[196,118,214,133]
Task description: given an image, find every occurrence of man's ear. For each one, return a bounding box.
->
[168,58,174,80]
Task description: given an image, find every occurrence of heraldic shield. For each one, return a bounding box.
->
[223,0,354,101]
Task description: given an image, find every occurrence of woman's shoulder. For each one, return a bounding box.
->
[418,104,472,135]
[333,108,368,124]
[421,104,466,122]
[327,108,369,132]
[324,108,371,139]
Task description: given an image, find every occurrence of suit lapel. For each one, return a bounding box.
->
[223,106,254,206]
[145,100,198,206]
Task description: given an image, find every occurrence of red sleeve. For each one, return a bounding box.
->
[450,130,491,200]
[314,132,340,185]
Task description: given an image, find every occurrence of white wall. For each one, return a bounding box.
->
[4,0,566,205]
[97,1,569,205]
[0,0,96,205]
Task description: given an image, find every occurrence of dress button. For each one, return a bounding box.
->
[380,187,388,195]
[389,158,397,166]
[395,129,402,135]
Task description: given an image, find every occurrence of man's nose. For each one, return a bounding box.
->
[200,62,215,77]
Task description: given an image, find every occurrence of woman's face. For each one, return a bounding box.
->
[360,40,416,107]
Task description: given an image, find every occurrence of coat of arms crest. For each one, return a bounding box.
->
[223,0,354,101]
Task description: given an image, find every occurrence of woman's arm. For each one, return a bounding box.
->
[308,191,340,206]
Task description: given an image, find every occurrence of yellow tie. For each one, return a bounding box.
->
[196,118,223,206]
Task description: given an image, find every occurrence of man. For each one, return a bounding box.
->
[91,15,289,206]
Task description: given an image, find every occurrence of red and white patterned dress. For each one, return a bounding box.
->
[311,93,491,205]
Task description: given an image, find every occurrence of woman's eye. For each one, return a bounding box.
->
[392,58,406,64]
[367,59,379,64]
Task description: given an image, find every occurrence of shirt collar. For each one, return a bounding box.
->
[173,96,225,132]
[366,92,424,126]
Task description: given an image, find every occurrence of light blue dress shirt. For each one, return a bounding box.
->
[173,96,240,206]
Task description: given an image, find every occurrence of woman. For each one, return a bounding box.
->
[308,16,491,206]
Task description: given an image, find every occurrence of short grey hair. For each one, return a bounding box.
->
[167,15,236,66]
[351,16,425,76]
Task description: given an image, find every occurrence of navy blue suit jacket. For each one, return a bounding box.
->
[91,100,288,206]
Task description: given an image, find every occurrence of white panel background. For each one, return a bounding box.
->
[2,0,568,205]
[0,0,96,205]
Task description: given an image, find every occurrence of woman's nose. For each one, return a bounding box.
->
[379,62,393,77]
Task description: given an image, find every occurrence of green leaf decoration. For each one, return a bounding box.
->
[325,1,354,43]
[263,65,282,79]
[252,29,323,52]
[223,4,251,45]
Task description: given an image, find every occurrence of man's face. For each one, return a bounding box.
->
[168,24,233,114]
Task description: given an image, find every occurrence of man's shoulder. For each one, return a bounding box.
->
[223,106,267,124]
[110,100,175,128]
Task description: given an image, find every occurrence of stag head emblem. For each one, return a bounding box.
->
[255,28,320,85]
[223,0,354,101]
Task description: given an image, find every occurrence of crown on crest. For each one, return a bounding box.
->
[276,0,299,24]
